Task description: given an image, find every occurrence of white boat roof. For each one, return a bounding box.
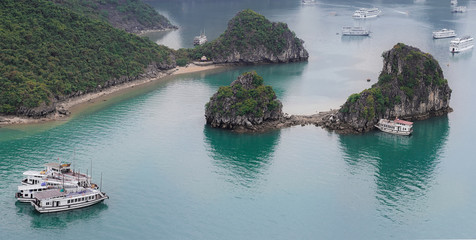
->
[23,171,44,176]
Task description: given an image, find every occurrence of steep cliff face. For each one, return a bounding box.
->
[326,43,452,133]
[205,72,283,129]
[192,9,309,64]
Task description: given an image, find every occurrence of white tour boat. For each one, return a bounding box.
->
[451,6,466,13]
[375,118,413,135]
[15,181,79,203]
[432,29,456,39]
[21,163,90,186]
[352,8,381,19]
[31,187,108,213]
[302,0,316,4]
[449,36,474,53]
[193,31,207,46]
[342,26,370,36]
[451,0,458,5]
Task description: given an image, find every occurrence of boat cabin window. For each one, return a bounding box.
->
[46,202,49,205]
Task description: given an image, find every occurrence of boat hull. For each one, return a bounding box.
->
[31,195,108,213]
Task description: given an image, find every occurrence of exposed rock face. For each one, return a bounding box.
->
[205,72,283,129]
[194,9,308,64]
[326,43,452,133]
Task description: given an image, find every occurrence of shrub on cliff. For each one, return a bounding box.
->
[334,43,452,133]
[205,71,283,129]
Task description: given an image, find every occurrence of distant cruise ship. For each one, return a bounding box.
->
[341,26,370,36]
[352,8,381,18]
[450,0,457,5]
[449,36,474,53]
[193,31,207,46]
[451,6,466,13]
[432,29,456,39]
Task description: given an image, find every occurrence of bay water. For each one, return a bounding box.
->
[1,0,476,239]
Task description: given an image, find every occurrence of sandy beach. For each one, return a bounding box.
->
[0,63,227,126]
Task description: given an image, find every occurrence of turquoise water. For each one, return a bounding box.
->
[2,0,476,239]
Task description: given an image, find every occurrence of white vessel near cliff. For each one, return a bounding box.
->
[375,118,413,135]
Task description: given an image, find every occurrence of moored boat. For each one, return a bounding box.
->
[451,0,458,5]
[193,31,207,46]
[449,36,474,53]
[375,118,413,135]
[432,29,456,39]
[31,187,108,213]
[451,6,466,13]
[352,8,381,18]
[15,181,78,203]
[342,26,370,36]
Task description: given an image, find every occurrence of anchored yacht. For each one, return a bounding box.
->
[450,36,474,53]
[375,118,413,135]
[193,31,207,46]
[342,26,370,36]
[31,187,108,213]
[352,8,381,18]
[451,6,466,13]
[432,29,456,39]
[15,181,79,203]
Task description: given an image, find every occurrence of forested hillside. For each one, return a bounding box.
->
[51,0,177,34]
[0,0,175,114]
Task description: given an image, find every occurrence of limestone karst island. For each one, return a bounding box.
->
[3,1,475,239]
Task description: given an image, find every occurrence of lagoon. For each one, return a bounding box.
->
[1,0,476,239]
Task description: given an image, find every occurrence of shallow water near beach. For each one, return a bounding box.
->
[2,0,476,239]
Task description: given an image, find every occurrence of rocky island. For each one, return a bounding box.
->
[188,9,309,64]
[206,43,452,134]
[205,72,283,130]
[323,43,452,133]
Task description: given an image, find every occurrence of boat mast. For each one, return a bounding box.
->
[100,172,103,193]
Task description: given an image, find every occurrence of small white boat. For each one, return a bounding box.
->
[302,0,316,4]
[15,181,79,203]
[193,31,207,46]
[31,187,108,213]
[432,29,456,39]
[375,118,413,135]
[352,8,381,18]
[342,26,370,36]
[21,163,90,187]
[450,36,474,53]
[451,6,466,13]
[450,0,458,5]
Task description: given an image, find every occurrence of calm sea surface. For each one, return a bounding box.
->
[2,0,476,239]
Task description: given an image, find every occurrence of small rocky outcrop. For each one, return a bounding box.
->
[205,71,283,129]
[325,43,452,133]
[193,9,309,64]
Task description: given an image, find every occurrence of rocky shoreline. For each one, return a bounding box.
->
[0,63,224,126]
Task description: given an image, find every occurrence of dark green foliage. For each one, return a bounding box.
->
[0,0,174,113]
[188,9,301,60]
[176,58,188,67]
[348,93,360,103]
[51,0,175,31]
[206,72,280,118]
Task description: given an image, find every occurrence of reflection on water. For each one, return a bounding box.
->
[14,201,108,229]
[203,126,280,188]
[339,116,450,222]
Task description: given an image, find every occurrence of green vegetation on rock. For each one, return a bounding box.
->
[335,43,452,132]
[205,71,283,129]
[51,0,176,33]
[185,9,308,63]
[0,0,175,114]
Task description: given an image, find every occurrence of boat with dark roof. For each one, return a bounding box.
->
[375,118,413,135]
[31,187,108,213]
